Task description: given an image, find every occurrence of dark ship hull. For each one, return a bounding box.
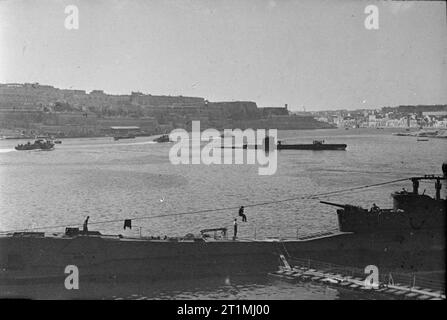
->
[14,140,55,151]
[277,143,346,150]
[285,230,444,272]
[0,229,443,284]
[221,143,347,151]
[0,235,280,284]
[153,134,172,143]
[15,145,54,151]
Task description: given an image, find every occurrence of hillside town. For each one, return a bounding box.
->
[0,83,333,138]
[1,83,446,139]
[311,105,447,129]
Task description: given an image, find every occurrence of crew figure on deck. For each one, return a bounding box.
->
[233,219,238,240]
[239,206,247,222]
[83,216,89,233]
[412,178,419,194]
[371,203,380,213]
[435,178,442,200]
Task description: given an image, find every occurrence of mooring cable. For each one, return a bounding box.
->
[0,177,410,234]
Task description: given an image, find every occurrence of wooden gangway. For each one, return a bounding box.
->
[269,255,445,300]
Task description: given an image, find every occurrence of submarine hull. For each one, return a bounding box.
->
[277,144,347,150]
[284,231,445,272]
[0,235,280,284]
[0,231,443,284]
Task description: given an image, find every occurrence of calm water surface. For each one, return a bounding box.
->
[0,128,446,299]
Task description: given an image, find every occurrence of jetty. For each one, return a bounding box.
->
[269,255,445,300]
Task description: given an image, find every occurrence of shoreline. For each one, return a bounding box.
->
[0,127,340,141]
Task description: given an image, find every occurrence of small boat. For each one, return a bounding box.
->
[153,134,172,143]
[54,140,62,144]
[113,134,136,141]
[417,138,429,142]
[14,139,55,151]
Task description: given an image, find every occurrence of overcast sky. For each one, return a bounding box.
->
[0,0,446,110]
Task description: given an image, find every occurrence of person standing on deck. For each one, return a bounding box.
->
[239,206,247,222]
[412,178,419,194]
[435,178,442,200]
[83,216,90,233]
[233,219,238,240]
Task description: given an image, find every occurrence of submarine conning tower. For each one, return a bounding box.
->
[392,162,447,212]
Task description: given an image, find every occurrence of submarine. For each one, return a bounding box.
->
[0,164,445,284]
[276,140,347,150]
[220,137,347,151]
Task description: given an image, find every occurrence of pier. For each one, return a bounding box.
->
[269,255,445,300]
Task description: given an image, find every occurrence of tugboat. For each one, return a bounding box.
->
[153,134,172,143]
[14,139,55,151]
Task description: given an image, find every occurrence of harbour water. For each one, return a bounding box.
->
[0,128,446,299]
